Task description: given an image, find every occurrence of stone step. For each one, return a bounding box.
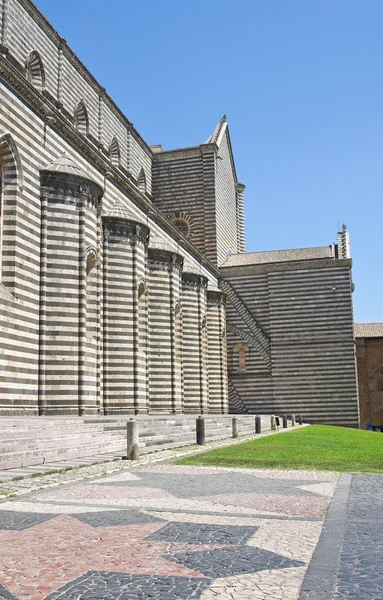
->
[0,440,126,470]
[0,414,266,471]
[0,431,126,453]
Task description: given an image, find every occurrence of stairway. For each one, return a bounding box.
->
[228,380,249,414]
[0,414,267,471]
[220,279,272,369]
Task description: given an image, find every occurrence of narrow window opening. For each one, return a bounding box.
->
[75,101,89,136]
[0,174,3,279]
[138,168,147,194]
[26,51,45,91]
[110,137,120,167]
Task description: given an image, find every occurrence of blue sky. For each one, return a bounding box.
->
[35,0,383,323]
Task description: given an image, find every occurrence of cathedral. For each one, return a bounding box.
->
[0,0,359,426]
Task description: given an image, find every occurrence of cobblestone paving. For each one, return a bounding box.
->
[333,474,383,600]
[0,458,339,600]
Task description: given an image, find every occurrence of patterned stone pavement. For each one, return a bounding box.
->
[0,460,340,600]
[300,472,383,600]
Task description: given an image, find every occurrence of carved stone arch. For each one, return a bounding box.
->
[138,279,146,299]
[109,136,120,168]
[0,133,23,192]
[75,101,89,136]
[0,132,23,290]
[26,50,45,91]
[85,246,97,274]
[137,167,147,194]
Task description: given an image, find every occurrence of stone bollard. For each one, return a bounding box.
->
[298,414,303,425]
[232,416,238,438]
[255,415,261,434]
[291,414,296,427]
[271,415,276,431]
[196,415,205,445]
[283,414,288,429]
[126,418,139,460]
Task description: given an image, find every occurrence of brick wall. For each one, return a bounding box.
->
[355,337,383,428]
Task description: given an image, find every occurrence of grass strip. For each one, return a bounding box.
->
[175,425,383,473]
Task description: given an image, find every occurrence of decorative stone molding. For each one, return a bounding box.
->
[148,248,183,270]
[182,272,208,288]
[220,258,353,277]
[207,290,226,306]
[102,217,149,244]
[40,172,103,208]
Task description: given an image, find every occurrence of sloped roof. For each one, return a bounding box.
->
[206,114,227,145]
[149,234,175,252]
[42,153,87,177]
[354,323,383,338]
[104,201,136,221]
[221,246,334,267]
[205,115,238,182]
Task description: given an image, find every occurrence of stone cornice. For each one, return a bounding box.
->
[153,146,204,162]
[220,258,353,277]
[148,248,183,269]
[103,218,150,244]
[40,173,103,208]
[207,290,226,305]
[182,272,209,288]
[0,56,220,279]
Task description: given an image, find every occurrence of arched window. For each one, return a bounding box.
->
[0,133,22,289]
[26,51,45,91]
[233,344,249,372]
[174,302,182,387]
[75,101,89,136]
[0,174,3,277]
[109,137,120,167]
[138,167,147,194]
[138,281,146,350]
[86,251,97,340]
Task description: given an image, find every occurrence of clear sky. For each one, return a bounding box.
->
[35,0,383,323]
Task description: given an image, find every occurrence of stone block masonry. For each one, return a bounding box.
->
[221,251,359,427]
[0,0,228,416]
[0,0,360,427]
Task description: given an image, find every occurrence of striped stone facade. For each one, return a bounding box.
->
[0,0,360,426]
[221,250,360,427]
[0,0,228,416]
[152,117,246,267]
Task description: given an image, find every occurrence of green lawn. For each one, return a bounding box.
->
[175,425,383,473]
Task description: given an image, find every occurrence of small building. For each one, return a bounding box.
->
[355,323,383,429]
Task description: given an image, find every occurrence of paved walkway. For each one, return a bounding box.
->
[0,445,380,599]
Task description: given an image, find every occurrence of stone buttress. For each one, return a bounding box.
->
[207,290,228,413]
[39,155,103,415]
[182,272,209,413]
[148,242,183,413]
[102,202,150,414]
